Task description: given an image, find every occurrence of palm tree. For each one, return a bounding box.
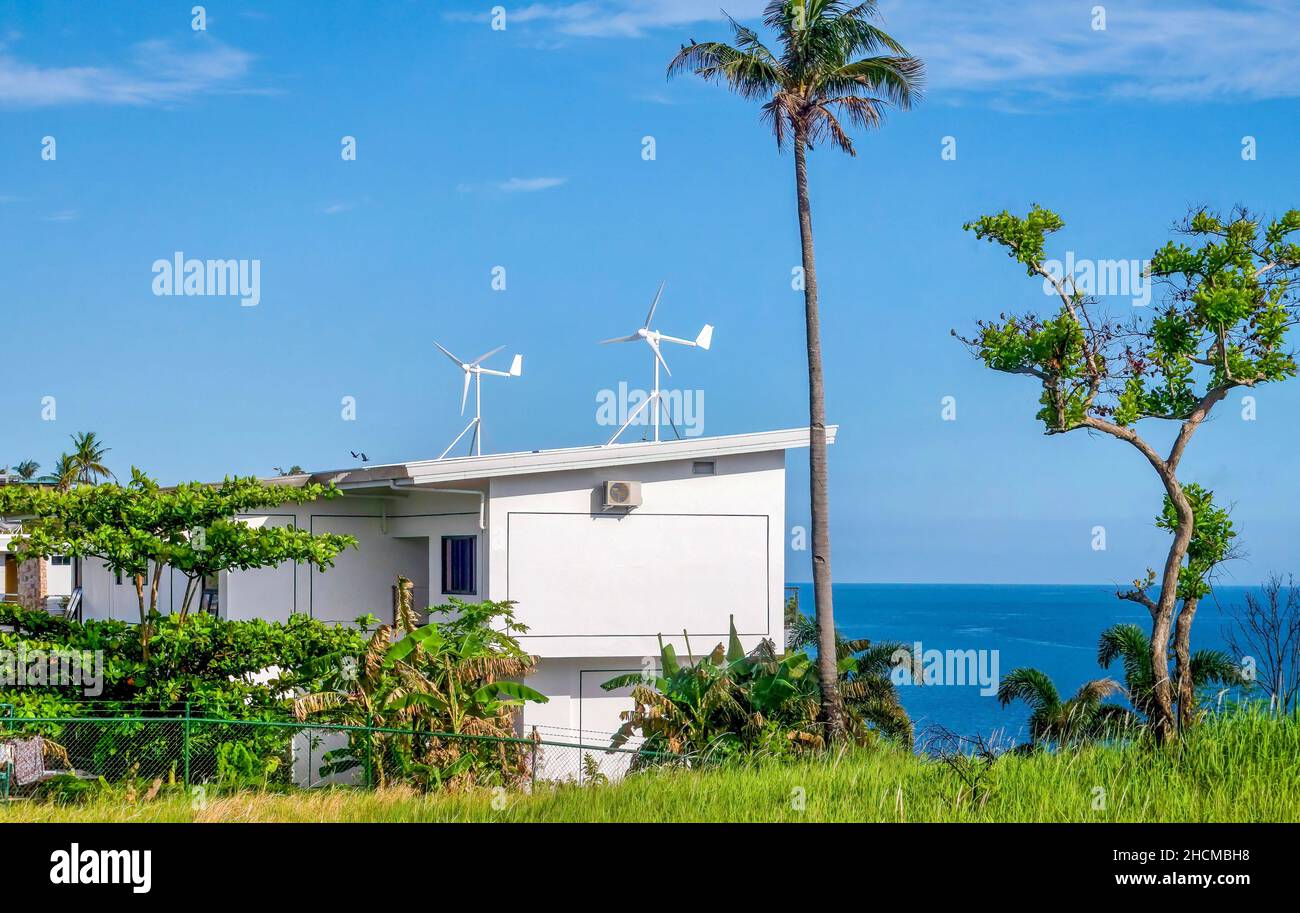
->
[12,460,39,480]
[786,606,914,743]
[997,668,1136,747]
[1098,623,1243,726]
[68,431,112,485]
[668,1,923,738]
[50,453,79,492]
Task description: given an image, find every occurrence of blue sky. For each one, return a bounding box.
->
[2,1,1297,585]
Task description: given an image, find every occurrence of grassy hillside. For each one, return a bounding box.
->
[4,709,1297,823]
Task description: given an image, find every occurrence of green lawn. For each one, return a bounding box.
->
[4,709,1297,823]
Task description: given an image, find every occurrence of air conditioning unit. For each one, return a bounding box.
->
[602,480,642,510]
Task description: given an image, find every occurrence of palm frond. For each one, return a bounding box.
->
[1070,677,1125,708]
[997,666,1061,712]
[1190,649,1246,687]
[666,40,782,100]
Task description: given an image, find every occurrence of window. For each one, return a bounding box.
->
[51,555,72,566]
[441,535,476,595]
[692,460,716,475]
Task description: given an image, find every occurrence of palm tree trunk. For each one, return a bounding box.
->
[793,131,845,740]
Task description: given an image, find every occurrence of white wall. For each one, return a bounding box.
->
[521,656,647,783]
[489,450,786,659]
[46,559,73,596]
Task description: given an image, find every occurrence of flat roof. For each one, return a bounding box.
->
[290,426,838,489]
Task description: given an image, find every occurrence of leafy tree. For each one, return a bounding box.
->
[959,205,1300,740]
[0,470,357,656]
[668,0,923,739]
[0,601,367,717]
[0,602,369,785]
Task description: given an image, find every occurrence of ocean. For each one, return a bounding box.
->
[789,582,1251,743]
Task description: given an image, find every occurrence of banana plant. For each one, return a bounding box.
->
[294,579,547,788]
[603,613,910,761]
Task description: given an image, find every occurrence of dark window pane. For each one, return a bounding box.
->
[441,536,476,595]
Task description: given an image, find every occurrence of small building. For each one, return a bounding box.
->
[0,486,74,610]
[18,427,833,752]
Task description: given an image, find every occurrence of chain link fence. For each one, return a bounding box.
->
[0,706,679,799]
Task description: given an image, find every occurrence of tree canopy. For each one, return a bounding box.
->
[960,204,1300,739]
[0,471,357,636]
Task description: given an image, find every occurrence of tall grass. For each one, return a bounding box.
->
[4,707,1296,823]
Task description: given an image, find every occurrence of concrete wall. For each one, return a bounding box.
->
[489,449,786,660]
[16,554,46,610]
[520,655,648,783]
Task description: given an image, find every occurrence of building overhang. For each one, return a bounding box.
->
[296,425,837,491]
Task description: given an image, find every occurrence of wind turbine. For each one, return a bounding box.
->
[432,341,523,459]
[600,281,713,445]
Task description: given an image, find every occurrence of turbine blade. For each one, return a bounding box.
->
[433,339,463,367]
[470,344,505,366]
[647,336,671,377]
[599,334,641,344]
[643,281,665,328]
[460,370,471,414]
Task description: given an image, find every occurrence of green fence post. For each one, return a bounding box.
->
[365,716,374,789]
[183,702,191,788]
[530,727,538,791]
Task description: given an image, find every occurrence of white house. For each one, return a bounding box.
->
[23,426,833,753]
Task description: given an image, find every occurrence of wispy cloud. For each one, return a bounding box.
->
[458,176,569,194]
[41,210,79,222]
[458,0,1300,103]
[318,195,372,216]
[883,0,1300,103]
[445,1,766,38]
[0,37,254,107]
